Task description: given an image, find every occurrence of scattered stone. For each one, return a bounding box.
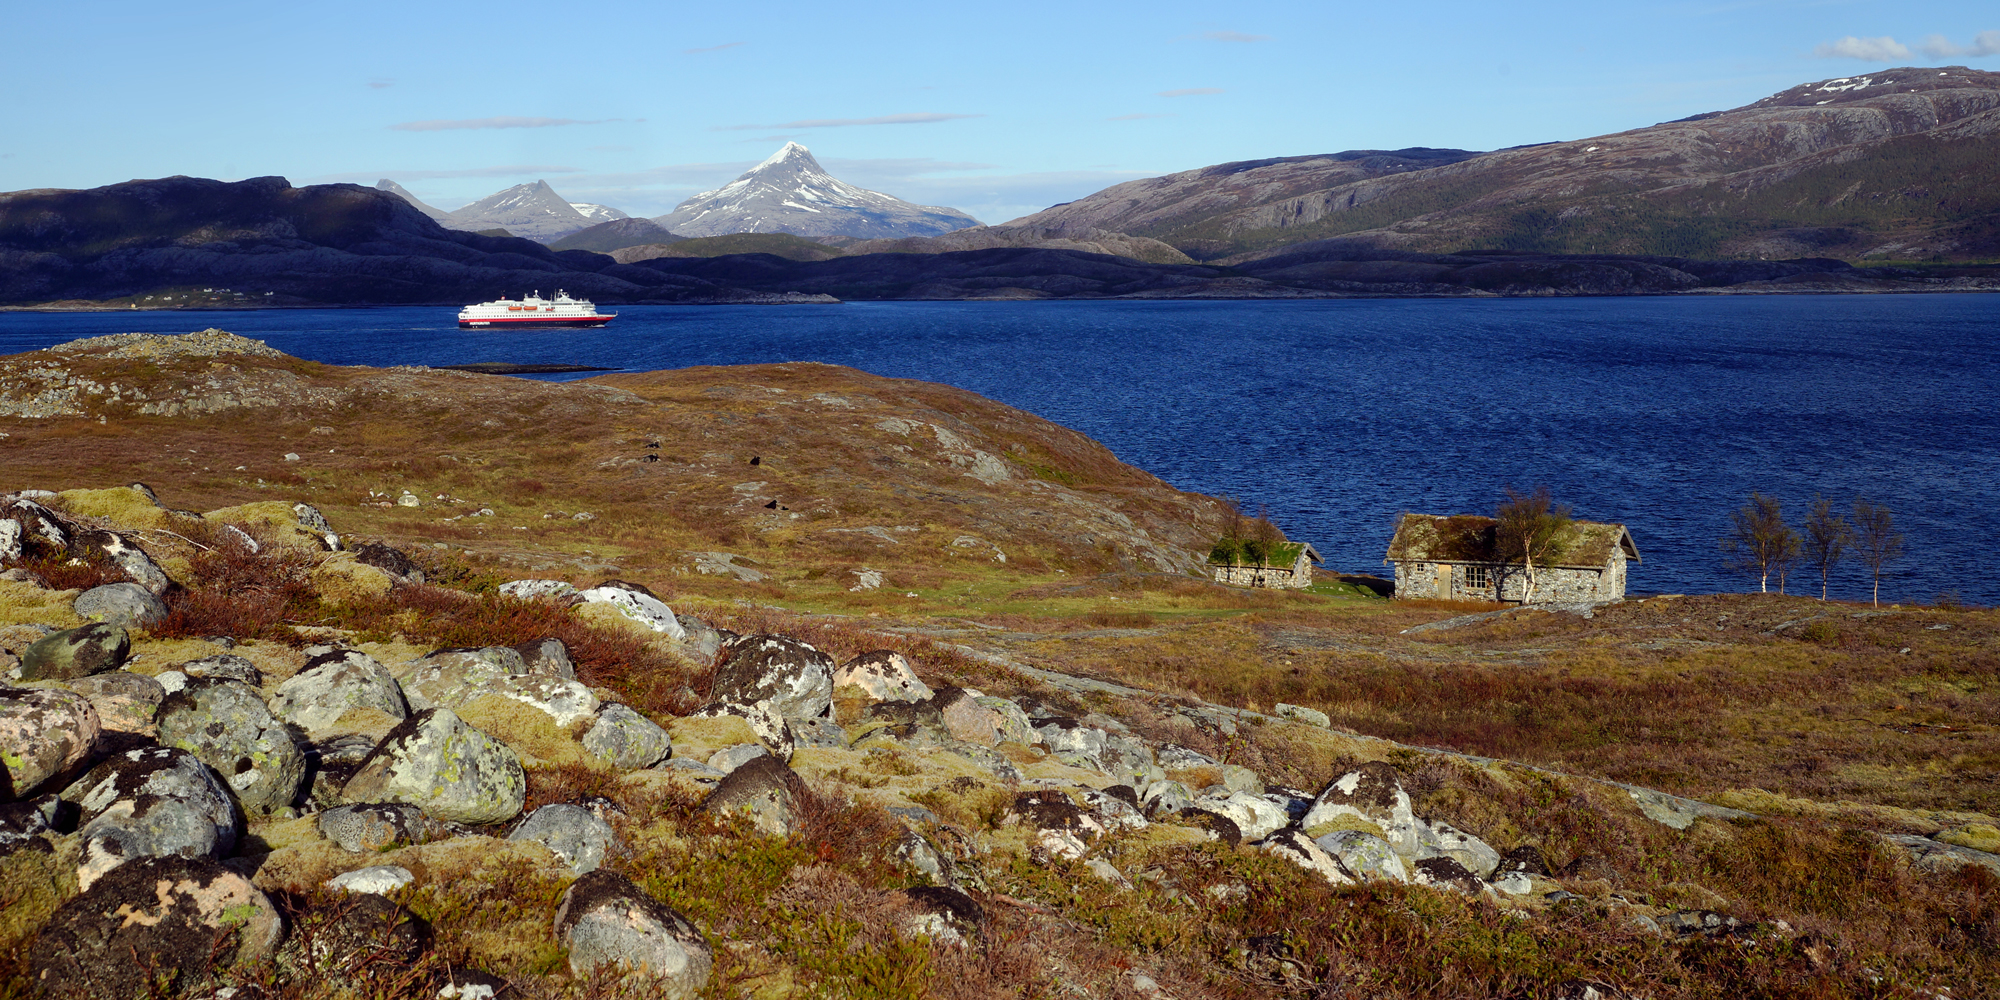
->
[1274,702,1331,728]
[1140,780,1194,818]
[1188,790,1289,841]
[498,579,579,601]
[900,885,986,945]
[1314,830,1409,883]
[583,703,673,769]
[976,696,1037,744]
[509,803,615,874]
[71,582,167,628]
[326,865,415,894]
[577,585,686,639]
[1412,855,1487,894]
[0,517,20,561]
[1496,844,1552,877]
[833,649,933,703]
[18,623,130,681]
[318,802,433,852]
[305,734,379,809]
[172,653,263,686]
[1299,762,1419,856]
[64,745,240,889]
[341,708,527,825]
[556,869,712,996]
[155,677,305,814]
[934,687,1006,745]
[0,686,101,799]
[402,645,600,726]
[709,634,834,721]
[0,794,64,855]
[271,648,409,734]
[514,637,576,679]
[76,531,172,595]
[1174,807,1241,847]
[687,701,796,762]
[352,541,423,580]
[64,670,163,733]
[708,743,772,774]
[1262,828,1355,886]
[31,855,283,1000]
[701,755,808,837]
[791,716,848,748]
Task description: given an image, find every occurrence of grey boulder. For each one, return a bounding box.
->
[63,671,164,733]
[1315,830,1410,882]
[1299,761,1420,856]
[318,802,435,853]
[0,686,101,799]
[155,677,304,815]
[270,648,408,734]
[1418,818,1500,877]
[701,754,807,837]
[833,649,933,703]
[582,703,673,769]
[509,803,615,874]
[402,645,599,726]
[340,708,526,825]
[171,654,263,687]
[72,582,168,628]
[63,746,240,890]
[709,634,834,721]
[18,623,130,681]
[555,869,712,996]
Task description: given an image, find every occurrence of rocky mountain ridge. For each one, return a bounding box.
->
[1009,66,2000,261]
[654,143,982,240]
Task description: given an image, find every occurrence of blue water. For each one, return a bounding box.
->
[4,296,1997,605]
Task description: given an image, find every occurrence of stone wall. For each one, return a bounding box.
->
[1213,564,1310,589]
[1391,548,1627,603]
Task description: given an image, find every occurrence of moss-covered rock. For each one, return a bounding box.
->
[340,708,527,824]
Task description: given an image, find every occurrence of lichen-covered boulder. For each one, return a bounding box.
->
[31,854,283,1000]
[0,794,62,855]
[687,701,795,763]
[340,708,526,825]
[171,653,263,687]
[402,645,600,726]
[270,648,409,734]
[1005,789,1107,860]
[0,517,20,562]
[63,670,164,733]
[833,650,933,703]
[72,530,172,595]
[583,703,673,769]
[318,802,435,853]
[1496,844,1552,878]
[498,579,578,601]
[1315,830,1410,883]
[1413,855,1488,893]
[900,886,986,946]
[701,754,807,837]
[155,677,304,815]
[1262,828,1356,886]
[514,637,576,679]
[1,686,100,799]
[18,623,130,681]
[509,803,615,874]
[976,696,1036,744]
[577,585,686,639]
[1139,780,1193,818]
[1187,790,1290,841]
[709,635,834,721]
[325,865,414,894]
[556,869,712,996]
[1418,818,1500,877]
[72,582,168,628]
[65,746,240,884]
[1299,762,1420,856]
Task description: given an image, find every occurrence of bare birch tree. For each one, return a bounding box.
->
[1851,499,1904,609]
[1721,492,1799,594]
[1494,487,1572,603]
[1801,496,1849,601]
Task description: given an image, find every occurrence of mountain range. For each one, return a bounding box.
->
[1009,66,2000,261]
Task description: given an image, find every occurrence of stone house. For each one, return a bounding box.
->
[1383,513,1639,603]
[1212,541,1322,589]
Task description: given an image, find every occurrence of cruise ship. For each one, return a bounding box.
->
[456,291,615,328]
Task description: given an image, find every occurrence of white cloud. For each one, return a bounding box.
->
[1812,35,1912,61]
[715,113,984,131]
[1920,30,2000,57]
[390,116,620,131]
[1158,88,1224,97]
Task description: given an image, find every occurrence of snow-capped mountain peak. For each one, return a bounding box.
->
[441,180,595,242]
[570,202,630,223]
[653,142,980,239]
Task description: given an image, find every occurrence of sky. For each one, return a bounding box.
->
[2,1,1995,225]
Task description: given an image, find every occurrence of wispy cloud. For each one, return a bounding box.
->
[685,41,744,54]
[715,112,983,130]
[1108,113,1176,120]
[1157,88,1223,97]
[390,116,621,132]
[313,165,584,183]
[1191,30,1268,42]
[1920,30,2000,57]
[1812,35,1912,60]
[367,77,395,90]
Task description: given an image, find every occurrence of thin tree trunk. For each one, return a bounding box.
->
[1759,567,1768,593]
[1873,575,1880,609]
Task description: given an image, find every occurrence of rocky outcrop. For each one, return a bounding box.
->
[710,635,835,722]
[339,708,527,825]
[31,855,282,1000]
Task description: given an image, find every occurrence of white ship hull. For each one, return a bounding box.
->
[457,290,615,329]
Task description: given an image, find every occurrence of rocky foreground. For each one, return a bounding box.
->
[5,485,1999,998]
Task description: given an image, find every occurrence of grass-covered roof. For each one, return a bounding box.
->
[1383,513,1639,568]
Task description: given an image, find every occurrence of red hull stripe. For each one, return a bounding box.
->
[458,316,613,326]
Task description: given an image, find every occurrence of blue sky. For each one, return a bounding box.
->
[2,1,1994,224]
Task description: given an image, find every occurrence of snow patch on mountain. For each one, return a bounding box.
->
[441,180,593,241]
[653,143,980,239]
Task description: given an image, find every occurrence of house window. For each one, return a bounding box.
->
[1464,565,1492,590]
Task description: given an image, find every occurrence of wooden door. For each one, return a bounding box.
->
[1436,564,1452,598]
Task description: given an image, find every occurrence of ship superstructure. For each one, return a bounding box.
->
[457,290,615,328]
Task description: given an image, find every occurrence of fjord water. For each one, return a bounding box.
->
[4,295,1996,605]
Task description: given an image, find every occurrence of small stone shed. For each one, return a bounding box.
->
[1383,513,1639,603]
[1212,542,1323,589]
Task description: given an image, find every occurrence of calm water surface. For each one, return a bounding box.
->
[3,295,1996,604]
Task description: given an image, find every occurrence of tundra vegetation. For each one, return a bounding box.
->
[0,332,1995,1000]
